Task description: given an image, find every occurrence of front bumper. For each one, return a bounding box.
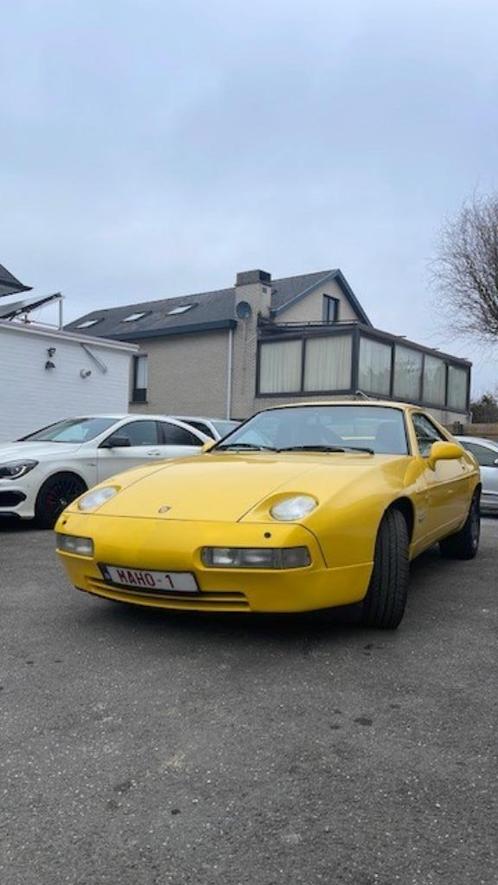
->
[0,480,36,519]
[481,491,498,513]
[56,512,373,613]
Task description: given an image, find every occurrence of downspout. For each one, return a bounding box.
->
[226,327,234,419]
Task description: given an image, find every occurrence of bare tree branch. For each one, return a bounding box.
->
[431,194,498,341]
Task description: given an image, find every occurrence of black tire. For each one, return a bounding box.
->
[439,492,480,560]
[35,473,87,529]
[360,508,410,630]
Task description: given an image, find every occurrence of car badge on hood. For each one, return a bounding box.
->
[158,505,171,513]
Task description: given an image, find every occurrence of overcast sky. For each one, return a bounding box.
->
[1,0,498,393]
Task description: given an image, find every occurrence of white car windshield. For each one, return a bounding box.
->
[19,417,117,443]
[216,405,409,455]
[211,420,240,437]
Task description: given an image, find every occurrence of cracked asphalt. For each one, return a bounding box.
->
[1,519,497,885]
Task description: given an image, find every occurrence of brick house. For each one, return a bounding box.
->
[66,268,471,423]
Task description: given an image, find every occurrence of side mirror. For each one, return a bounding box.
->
[428,441,463,469]
[494,458,498,468]
[201,440,216,453]
[100,435,131,449]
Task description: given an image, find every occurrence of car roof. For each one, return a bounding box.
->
[456,435,498,447]
[175,416,217,422]
[62,414,198,421]
[265,399,416,412]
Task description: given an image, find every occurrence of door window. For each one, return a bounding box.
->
[107,421,159,446]
[181,420,214,438]
[462,442,498,467]
[412,413,445,457]
[160,423,203,446]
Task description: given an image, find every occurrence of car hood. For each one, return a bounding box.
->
[96,451,402,522]
[0,441,82,462]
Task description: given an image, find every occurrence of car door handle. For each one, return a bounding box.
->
[146,449,161,456]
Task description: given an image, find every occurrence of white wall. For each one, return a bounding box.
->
[0,324,135,442]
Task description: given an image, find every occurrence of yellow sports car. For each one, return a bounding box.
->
[55,401,480,629]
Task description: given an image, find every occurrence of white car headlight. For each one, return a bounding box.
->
[270,495,318,521]
[0,460,38,479]
[78,486,119,512]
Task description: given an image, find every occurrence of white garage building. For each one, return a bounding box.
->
[0,320,137,443]
[0,261,137,443]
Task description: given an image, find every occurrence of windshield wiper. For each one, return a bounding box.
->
[277,445,347,453]
[215,443,374,454]
[278,445,374,454]
[215,443,277,452]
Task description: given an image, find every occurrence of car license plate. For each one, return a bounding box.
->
[100,565,199,594]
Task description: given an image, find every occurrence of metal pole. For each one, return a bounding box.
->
[226,327,233,418]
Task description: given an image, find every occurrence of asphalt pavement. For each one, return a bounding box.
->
[1,519,497,885]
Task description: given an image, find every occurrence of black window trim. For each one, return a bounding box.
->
[411,411,448,458]
[157,420,205,447]
[256,332,354,398]
[255,325,471,413]
[132,354,148,404]
[322,294,339,323]
[461,440,498,467]
[177,419,214,438]
[99,419,160,448]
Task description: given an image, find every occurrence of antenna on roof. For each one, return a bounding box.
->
[355,390,372,400]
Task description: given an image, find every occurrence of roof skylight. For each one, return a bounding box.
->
[76,318,101,329]
[167,304,194,316]
[122,312,148,323]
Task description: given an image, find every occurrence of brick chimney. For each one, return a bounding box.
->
[234,269,272,320]
[230,269,272,419]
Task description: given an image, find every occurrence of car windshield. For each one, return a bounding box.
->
[19,417,117,443]
[212,420,240,438]
[216,405,409,455]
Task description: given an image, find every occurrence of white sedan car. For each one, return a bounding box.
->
[0,415,209,527]
[173,416,241,440]
[456,435,498,514]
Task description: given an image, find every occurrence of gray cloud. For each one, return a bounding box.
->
[1,0,498,392]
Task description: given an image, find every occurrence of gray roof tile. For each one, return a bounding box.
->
[0,262,32,298]
[65,269,370,339]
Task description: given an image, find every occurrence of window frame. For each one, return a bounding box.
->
[257,338,304,395]
[122,311,150,323]
[358,335,393,398]
[100,419,160,448]
[422,353,447,408]
[158,420,205,447]
[131,354,148,404]
[178,419,214,438]
[75,318,101,329]
[411,412,447,458]
[303,333,354,393]
[460,441,498,468]
[167,304,195,316]
[256,330,354,398]
[322,295,339,323]
[255,326,471,412]
[447,364,469,413]
[393,344,424,402]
